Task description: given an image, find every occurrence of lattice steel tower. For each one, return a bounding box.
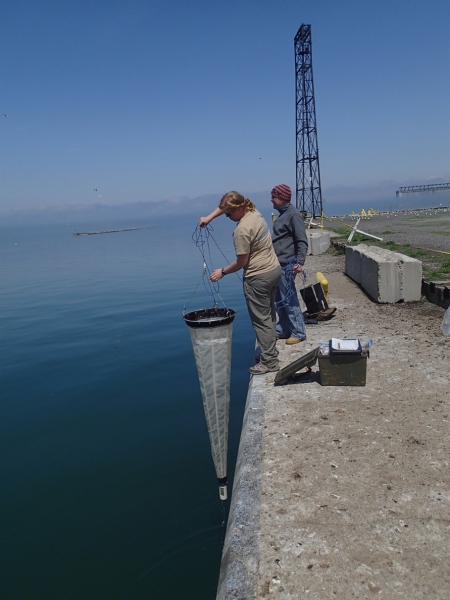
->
[295,24,323,217]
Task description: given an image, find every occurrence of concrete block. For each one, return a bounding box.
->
[345,244,422,303]
[391,252,423,302]
[306,230,331,255]
[344,243,368,284]
[361,248,401,303]
[363,246,422,302]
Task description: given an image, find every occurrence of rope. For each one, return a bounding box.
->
[186,225,311,312]
[203,226,243,283]
[182,278,202,315]
[183,225,238,314]
[275,258,308,309]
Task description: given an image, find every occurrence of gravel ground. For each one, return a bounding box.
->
[252,225,450,599]
[322,207,450,254]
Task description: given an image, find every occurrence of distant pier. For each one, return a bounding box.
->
[396,183,450,196]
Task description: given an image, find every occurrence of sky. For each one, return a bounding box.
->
[1,0,449,216]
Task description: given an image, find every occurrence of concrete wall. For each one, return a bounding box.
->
[216,375,265,599]
[345,243,422,303]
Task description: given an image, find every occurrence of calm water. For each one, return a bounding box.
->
[0,219,255,600]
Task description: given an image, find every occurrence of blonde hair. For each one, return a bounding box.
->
[219,191,256,213]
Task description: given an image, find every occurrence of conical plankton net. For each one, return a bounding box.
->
[184,308,236,500]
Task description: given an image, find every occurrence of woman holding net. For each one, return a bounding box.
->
[199,191,281,375]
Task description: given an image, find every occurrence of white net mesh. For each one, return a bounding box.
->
[188,322,233,481]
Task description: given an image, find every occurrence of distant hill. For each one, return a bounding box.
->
[1,186,449,228]
[0,191,272,227]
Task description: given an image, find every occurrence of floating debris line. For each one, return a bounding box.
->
[72,227,156,236]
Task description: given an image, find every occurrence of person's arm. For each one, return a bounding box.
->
[291,211,308,272]
[209,254,249,282]
[199,206,224,228]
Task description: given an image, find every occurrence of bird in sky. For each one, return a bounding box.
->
[93,188,98,191]
[3,114,8,118]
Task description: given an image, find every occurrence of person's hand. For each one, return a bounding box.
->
[209,268,224,282]
[199,216,210,228]
[292,263,303,275]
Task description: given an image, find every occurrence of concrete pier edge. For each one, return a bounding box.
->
[216,374,266,600]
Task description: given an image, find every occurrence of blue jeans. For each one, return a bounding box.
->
[275,264,306,340]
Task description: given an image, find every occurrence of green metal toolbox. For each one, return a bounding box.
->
[318,352,368,386]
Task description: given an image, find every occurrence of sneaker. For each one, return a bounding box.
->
[249,362,280,375]
[285,337,306,345]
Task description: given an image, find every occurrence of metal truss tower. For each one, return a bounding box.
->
[294,24,323,217]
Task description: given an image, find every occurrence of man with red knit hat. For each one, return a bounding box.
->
[271,184,308,344]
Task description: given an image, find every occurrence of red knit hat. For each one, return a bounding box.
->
[271,184,291,202]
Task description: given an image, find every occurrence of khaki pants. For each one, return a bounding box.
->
[243,265,282,368]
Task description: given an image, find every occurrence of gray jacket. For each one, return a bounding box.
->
[272,203,308,266]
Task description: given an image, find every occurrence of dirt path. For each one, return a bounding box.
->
[256,251,449,599]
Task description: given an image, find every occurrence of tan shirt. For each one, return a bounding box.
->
[233,210,279,277]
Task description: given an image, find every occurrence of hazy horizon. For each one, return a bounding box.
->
[2,184,449,228]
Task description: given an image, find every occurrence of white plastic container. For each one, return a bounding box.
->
[441,307,450,336]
